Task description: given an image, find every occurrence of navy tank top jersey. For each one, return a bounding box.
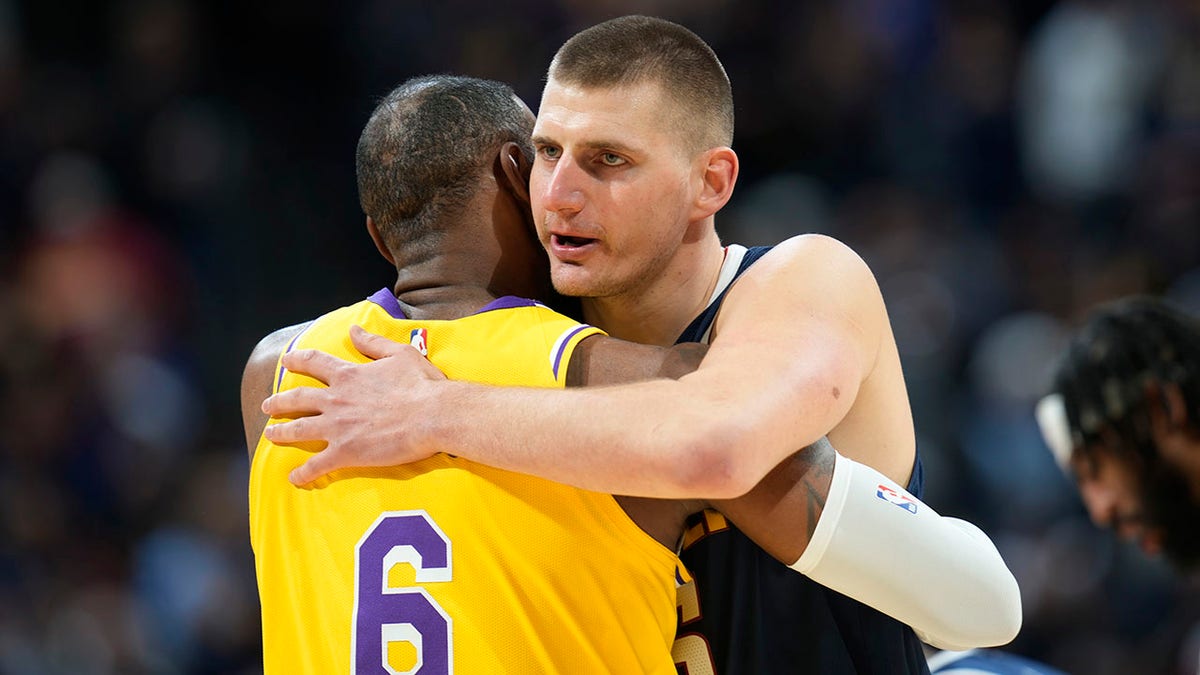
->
[673,244,931,675]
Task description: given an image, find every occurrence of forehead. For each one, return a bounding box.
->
[1071,435,1142,479]
[534,78,685,153]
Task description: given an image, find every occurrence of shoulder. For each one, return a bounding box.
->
[753,234,873,280]
[566,336,705,387]
[244,322,312,380]
[712,234,886,367]
[721,233,880,316]
[240,321,312,459]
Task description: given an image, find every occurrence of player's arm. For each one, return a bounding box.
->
[580,334,1020,648]
[264,234,878,498]
[240,323,310,460]
[564,333,709,386]
[262,235,872,497]
[260,311,1021,647]
[720,443,1021,650]
[574,337,1021,649]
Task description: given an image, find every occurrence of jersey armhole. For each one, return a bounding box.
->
[549,324,605,386]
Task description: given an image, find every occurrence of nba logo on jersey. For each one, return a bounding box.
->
[410,328,429,356]
[876,484,918,514]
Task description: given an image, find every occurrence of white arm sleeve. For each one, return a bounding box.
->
[790,452,1022,651]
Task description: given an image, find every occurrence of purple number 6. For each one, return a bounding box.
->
[352,511,452,674]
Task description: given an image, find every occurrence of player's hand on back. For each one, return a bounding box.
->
[261,325,448,485]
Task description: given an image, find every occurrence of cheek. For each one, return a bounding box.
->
[635,185,691,239]
[528,167,550,213]
[1104,463,1147,508]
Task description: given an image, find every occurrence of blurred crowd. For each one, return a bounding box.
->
[0,0,1197,673]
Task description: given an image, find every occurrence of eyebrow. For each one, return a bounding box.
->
[531,135,640,157]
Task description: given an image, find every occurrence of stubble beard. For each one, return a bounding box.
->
[1141,457,1200,570]
[550,243,678,305]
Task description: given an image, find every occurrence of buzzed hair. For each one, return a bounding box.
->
[356,75,535,255]
[1051,296,1200,464]
[548,15,734,153]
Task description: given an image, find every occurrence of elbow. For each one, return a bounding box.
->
[969,534,1024,648]
[981,568,1024,647]
[958,573,1023,650]
[923,550,1024,651]
[953,520,1023,649]
[657,421,761,499]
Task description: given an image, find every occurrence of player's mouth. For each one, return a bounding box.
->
[549,233,599,262]
[1114,516,1163,556]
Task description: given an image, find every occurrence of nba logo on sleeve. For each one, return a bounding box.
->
[410,328,429,356]
[876,484,918,514]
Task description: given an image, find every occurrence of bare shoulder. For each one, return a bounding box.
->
[751,233,875,283]
[718,233,883,329]
[566,334,707,387]
[240,322,312,460]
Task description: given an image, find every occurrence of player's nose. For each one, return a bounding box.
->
[538,154,586,215]
[1077,477,1121,530]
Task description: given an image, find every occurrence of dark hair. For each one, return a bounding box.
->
[1051,296,1200,464]
[356,75,534,255]
[548,15,733,151]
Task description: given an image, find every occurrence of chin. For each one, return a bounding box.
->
[550,268,599,299]
[1141,461,1200,571]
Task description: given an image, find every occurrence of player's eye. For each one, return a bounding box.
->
[539,145,561,160]
[599,152,625,167]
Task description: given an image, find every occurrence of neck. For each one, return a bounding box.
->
[387,192,547,320]
[581,229,726,346]
[390,251,505,321]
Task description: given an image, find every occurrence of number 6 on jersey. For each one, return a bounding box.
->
[352,511,453,674]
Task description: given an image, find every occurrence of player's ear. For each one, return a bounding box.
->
[497,142,532,206]
[366,216,396,265]
[692,146,738,220]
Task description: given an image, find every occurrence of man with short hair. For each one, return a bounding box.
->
[247,72,976,675]
[245,75,702,674]
[264,16,1022,673]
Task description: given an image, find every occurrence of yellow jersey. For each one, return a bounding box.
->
[250,290,684,674]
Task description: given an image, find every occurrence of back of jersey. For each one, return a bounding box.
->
[250,290,683,675]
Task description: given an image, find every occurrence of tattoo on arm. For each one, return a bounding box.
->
[802,446,835,536]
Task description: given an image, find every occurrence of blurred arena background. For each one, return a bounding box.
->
[0,0,1197,672]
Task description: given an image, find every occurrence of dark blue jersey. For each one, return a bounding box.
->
[673,245,931,675]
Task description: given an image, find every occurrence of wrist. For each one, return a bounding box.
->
[416,379,469,454]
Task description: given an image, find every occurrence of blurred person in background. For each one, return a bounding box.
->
[1037,296,1200,570]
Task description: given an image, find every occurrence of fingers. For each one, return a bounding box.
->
[350,325,418,360]
[280,349,351,384]
[261,387,326,417]
[290,449,342,486]
[263,416,322,445]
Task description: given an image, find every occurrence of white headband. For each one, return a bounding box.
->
[1035,393,1074,472]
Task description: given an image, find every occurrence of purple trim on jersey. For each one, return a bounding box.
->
[477,296,539,314]
[275,330,307,391]
[367,287,408,319]
[552,325,590,379]
[367,290,535,318]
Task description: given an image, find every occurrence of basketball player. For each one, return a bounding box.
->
[1036,296,1200,570]
[244,75,696,673]
[262,16,1021,673]
[247,73,1015,673]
